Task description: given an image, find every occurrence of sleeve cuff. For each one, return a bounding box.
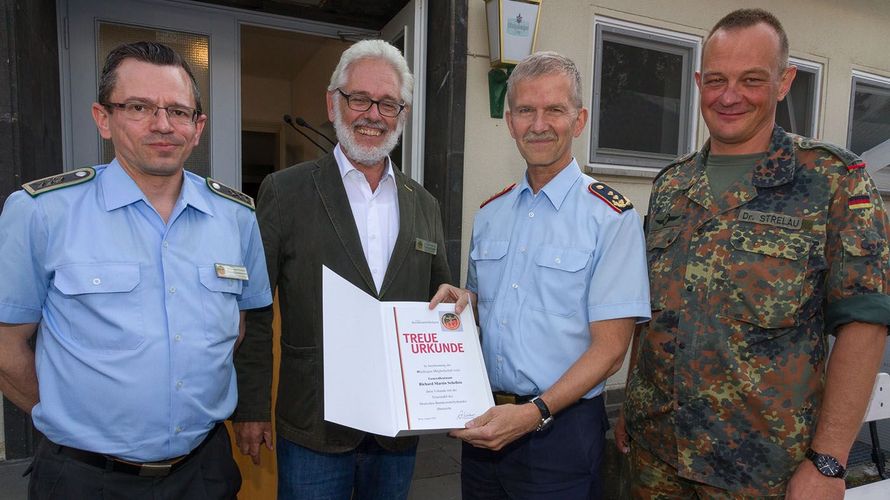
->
[825,293,890,335]
[0,301,42,324]
[588,301,652,323]
[238,290,273,310]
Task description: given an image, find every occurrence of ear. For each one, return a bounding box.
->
[778,65,798,102]
[694,71,703,92]
[505,109,518,140]
[573,107,589,138]
[92,102,113,139]
[326,91,336,123]
[192,114,208,146]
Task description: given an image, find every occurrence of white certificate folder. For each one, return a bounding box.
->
[322,266,494,437]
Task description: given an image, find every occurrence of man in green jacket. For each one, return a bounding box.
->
[231,39,451,499]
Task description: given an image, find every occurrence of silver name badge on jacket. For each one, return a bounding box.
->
[215,263,249,280]
[415,238,438,255]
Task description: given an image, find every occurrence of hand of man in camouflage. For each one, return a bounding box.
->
[614,408,630,454]
[784,460,844,500]
[449,403,540,451]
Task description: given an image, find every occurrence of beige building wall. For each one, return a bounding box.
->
[461,0,890,389]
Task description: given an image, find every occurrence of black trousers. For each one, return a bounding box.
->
[28,426,241,500]
[461,396,609,500]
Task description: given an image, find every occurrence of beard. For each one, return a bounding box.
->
[333,102,405,167]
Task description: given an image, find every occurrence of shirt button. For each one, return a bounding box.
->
[519,247,526,253]
[169,287,176,294]
[176,380,183,389]
[174,335,182,342]
[678,342,686,350]
[511,283,519,289]
[528,212,535,218]
[92,278,101,285]
[175,426,183,434]
[163,241,169,249]
[554,257,561,264]
[685,285,693,292]
[501,319,507,325]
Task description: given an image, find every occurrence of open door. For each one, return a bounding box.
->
[381,0,427,185]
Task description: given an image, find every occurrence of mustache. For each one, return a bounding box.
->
[142,135,185,146]
[523,131,557,142]
[352,118,388,132]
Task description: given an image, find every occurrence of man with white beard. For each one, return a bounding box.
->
[232,39,452,500]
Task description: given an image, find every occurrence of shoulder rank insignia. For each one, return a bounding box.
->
[207,178,255,210]
[480,183,516,208]
[588,182,633,214]
[797,138,864,171]
[22,167,96,197]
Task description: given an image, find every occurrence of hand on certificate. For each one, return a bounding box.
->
[449,403,540,451]
[429,284,476,315]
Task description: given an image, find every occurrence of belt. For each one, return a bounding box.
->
[493,391,536,405]
[53,423,221,477]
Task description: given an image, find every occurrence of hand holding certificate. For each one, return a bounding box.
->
[322,266,494,437]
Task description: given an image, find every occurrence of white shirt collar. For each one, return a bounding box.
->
[334,143,396,184]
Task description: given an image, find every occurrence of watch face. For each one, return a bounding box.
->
[808,450,845,478]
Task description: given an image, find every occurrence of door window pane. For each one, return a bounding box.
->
[97,23,211,177]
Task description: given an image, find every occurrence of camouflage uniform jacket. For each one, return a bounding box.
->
[624,125,890,494]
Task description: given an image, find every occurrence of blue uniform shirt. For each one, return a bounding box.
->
[467,160,650,399]
[0,160,272,461]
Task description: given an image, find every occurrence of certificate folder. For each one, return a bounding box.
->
[322,266,494,437]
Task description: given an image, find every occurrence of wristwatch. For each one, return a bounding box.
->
[528,396,553,431]
[805,448,847,479]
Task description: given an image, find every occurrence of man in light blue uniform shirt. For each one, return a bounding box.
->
[432,52,649,499]
[0,42,271,499]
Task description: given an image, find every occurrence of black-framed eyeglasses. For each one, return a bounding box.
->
[103,101,200,126]
[336,88,406,118]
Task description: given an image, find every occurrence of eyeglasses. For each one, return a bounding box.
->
[336,88,406,118]
[103,101,199,126]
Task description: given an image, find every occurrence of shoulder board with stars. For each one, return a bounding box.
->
[207,177,255,210]
[22,167,96,197]
[480,183,516,208]
[588,182,633,214]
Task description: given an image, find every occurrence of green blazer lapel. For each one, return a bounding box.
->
[312,154,376,294]
[379,169,416,297]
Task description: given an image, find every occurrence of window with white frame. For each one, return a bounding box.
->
[590,20,698,169]
[777,58,821,137]
[848,72,890,193]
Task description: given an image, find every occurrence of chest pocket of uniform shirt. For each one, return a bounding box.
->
[531,245,592,317]
[718,228,811,329]
[470,240,509,302]
[52,263,145,350]
[198,265,243,342]
[646,226,682,311]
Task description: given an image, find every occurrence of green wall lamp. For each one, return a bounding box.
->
[484,0,542,118]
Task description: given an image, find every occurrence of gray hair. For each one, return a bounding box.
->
[328,39,414,105]
[507,51,583,109]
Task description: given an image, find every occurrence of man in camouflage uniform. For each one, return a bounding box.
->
[617,8,890,499]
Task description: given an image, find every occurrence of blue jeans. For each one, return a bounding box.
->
[276,435,417,500]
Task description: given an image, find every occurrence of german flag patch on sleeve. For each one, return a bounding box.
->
[588,182,633,214]
[848,195,873,210]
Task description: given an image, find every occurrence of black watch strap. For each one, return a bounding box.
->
[805,448,846,479]
[529,396,553,431]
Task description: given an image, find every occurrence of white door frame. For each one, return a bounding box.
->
[382,0,427,185]
[57,0,379,188]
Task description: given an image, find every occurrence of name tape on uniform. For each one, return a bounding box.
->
[738,210,805,231]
